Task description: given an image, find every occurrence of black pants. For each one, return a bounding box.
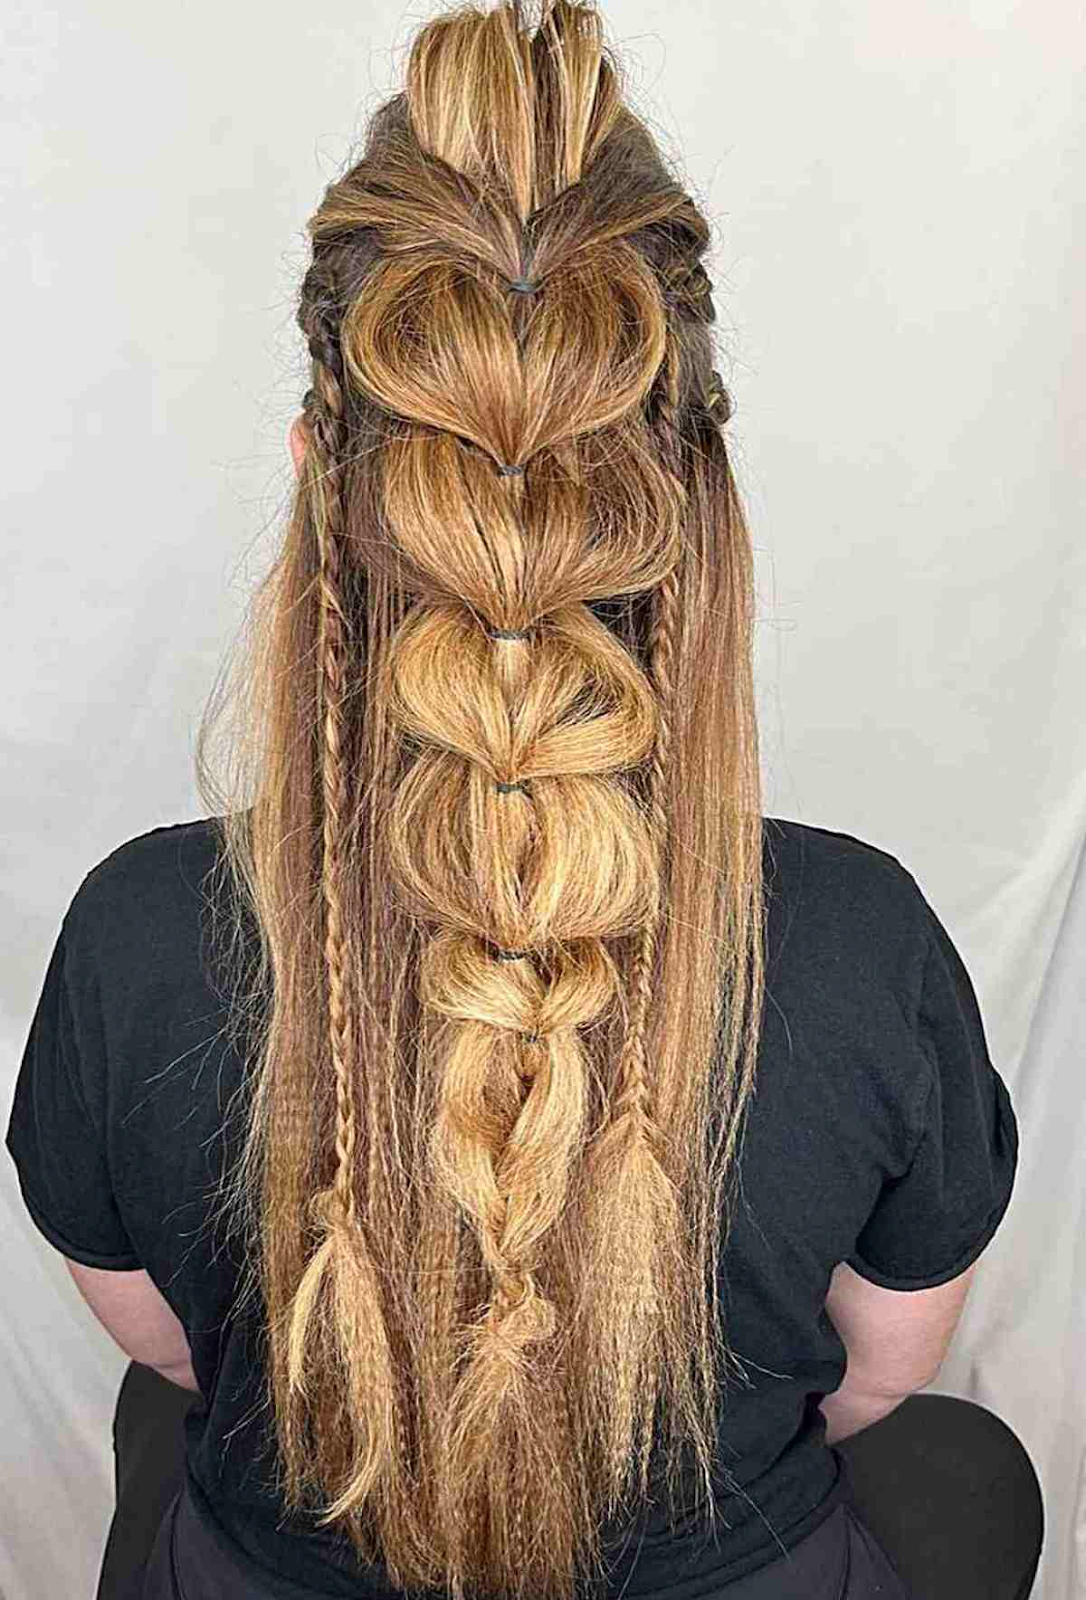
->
[98,1361,1044,1600]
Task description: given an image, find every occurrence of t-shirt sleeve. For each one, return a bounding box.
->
[5,915,142,1271]
[846,894,1019,1291]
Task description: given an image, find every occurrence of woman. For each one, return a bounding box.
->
[5,3,1041,1597]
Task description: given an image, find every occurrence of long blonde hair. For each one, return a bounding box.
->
[195,5,765,1599]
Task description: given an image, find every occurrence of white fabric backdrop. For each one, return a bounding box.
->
[3,2,1082,1596]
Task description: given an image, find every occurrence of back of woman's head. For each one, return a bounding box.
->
[197,5,765,1599]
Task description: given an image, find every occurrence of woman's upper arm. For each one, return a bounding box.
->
[64,1261,192,1370]
[825,1257,979,1397]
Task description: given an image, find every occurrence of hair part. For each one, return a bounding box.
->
[195,5,765,1599]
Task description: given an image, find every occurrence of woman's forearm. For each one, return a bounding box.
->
[150,1353,202,1395]
[819,1378,910,1446]
[152,1351,907,1427]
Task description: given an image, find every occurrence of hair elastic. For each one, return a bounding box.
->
[496,462,526,477]
[495,780,530,795]
[495,947,531,962]
[508,277,540,294]
[485,624,531,641]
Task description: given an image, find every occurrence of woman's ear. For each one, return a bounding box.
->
[288,413,307,477]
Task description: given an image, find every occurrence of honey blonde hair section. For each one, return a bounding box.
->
[195,6,765,1600]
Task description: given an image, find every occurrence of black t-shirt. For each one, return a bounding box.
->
[5,815,1019,1597]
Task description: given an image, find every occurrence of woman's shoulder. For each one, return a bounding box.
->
[764,813,922,894]
[762,814,934,977]
[60,816,229,970]
[764,813,909,874]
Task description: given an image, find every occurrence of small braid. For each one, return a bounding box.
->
[300,257,358,1232]
[283,254,402,1508]
[608,342,684,1148]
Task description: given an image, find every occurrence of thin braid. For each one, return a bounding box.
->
[284,262,401,1518]
[314,412,358,1228]
[566,338,689,1503]
[301,271,359,1232]
[620,571,679,1115]
[610,344,684,1142]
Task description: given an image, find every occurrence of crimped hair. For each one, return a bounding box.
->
[195,4,765,1600]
